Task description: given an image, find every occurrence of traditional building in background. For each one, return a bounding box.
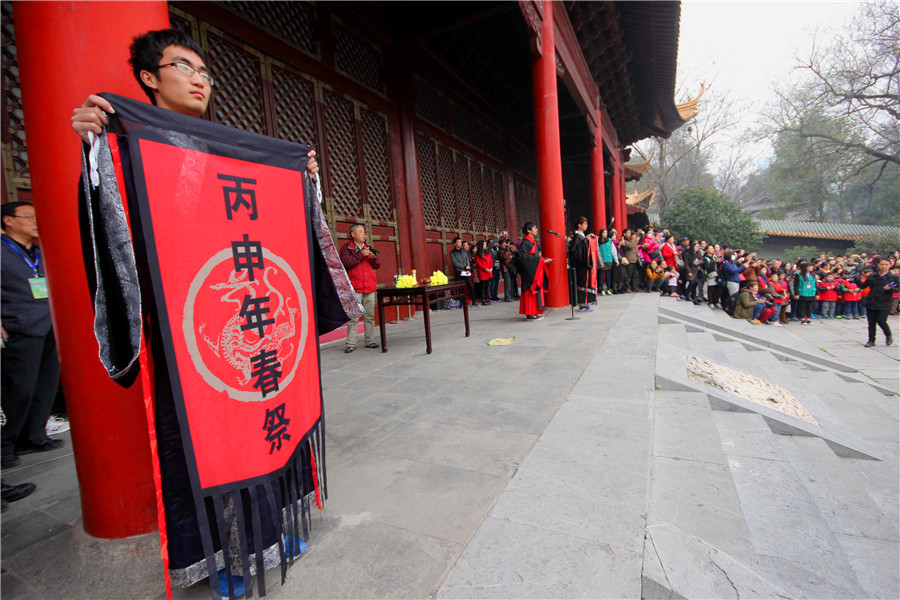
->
[4,1,686,284]
[2,0,686,543]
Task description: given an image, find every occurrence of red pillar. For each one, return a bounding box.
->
[590,118,606,233]
[619,153,628,231]
[14,1,170,539]
[396,52,428,277]
[388,108,412,274]
[503,167,518,242]
[531,0,568,308]
[610,148,623,234]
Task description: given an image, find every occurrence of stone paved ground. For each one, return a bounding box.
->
[1,294,897,599]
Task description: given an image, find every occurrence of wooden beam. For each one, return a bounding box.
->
[411,4,518,44]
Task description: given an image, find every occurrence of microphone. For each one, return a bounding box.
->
[546,229,561,236]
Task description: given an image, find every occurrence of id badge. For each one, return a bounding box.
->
[28,277,49,299]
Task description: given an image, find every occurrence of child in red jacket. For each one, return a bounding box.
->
[817,272,839,318]
[770,272,790,324]
[840,277,862,320]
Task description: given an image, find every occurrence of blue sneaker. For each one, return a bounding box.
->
[581,306,594,312]
[218,571,246,599]
[812,314,818,319]
[284,534,307,559]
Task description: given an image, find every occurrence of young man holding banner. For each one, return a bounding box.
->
[69,29,359,598]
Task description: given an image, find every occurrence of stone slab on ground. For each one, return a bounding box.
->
[728,452,866,598]
[438,516,642,599]
[438,293,659,599]
[644,523,792,600]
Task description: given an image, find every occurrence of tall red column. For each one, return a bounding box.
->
[14,1,170,539]
[503,167,518,241]
[619,154,628,231]
[590,118,606,233]
[396,52,428,277]
[610,148,623,234]
[531,0,568,307]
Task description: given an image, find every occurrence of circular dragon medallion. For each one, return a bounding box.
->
[183,248,308,402]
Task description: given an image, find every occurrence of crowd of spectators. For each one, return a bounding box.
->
[590,226,900,346]
[447,224,900,346]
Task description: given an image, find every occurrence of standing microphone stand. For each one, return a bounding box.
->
[546,230,579,321]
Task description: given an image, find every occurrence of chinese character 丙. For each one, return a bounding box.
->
[218,173,258,220]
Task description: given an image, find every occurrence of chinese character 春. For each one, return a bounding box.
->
[218,173,258,220]
[240,295,275,338]
[232,234,265,281]
[262,402,291,453]
[252,348,283,399]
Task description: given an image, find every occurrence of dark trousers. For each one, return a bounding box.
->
[458,275,475,304]
[599,269,611,291]
[625,264,642,291]
[490,268,500,299]
[707,284,719,305]
[612,265,627,292]
[502,271,514,300]
[796,298,814,319]
[1,332,60,459]
[476,279,491,302]
[867,309,892,341]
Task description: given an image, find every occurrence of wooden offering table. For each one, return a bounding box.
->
[376,282,470,354]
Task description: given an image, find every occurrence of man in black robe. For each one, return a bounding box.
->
[568,216,594,311]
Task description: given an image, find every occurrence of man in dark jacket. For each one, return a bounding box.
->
[449,237,475,303]
[340,224,381,353]
[1,202,64,468]
[861,256,899,347]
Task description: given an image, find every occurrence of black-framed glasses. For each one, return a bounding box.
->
[156,62,215,87]
[11,214,37,222]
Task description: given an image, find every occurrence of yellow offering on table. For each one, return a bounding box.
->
[396,274,418,288]
[429,270,449,285]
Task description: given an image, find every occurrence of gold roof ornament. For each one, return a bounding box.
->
[677,81,706,121]
[626,183,655,206]
[625,151,654,174]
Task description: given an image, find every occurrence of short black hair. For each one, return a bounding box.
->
[452,236,462,244]
[522,222,536,236]
[130,29,207,104]
[1,201,32,231]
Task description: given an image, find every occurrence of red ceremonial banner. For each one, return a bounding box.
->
[139,139,320,490]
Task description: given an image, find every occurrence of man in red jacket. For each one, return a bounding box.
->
[340,224,381,353]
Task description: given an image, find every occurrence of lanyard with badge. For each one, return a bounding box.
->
[3,238,48,299]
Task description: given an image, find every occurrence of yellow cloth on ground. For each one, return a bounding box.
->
[487,337,515,346]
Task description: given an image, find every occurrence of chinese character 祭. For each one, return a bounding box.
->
[263,403,291,453]
[75,29,364,596]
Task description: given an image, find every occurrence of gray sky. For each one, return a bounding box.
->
[676,1,860,162]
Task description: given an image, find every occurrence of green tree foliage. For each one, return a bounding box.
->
[851,233,900,257]
[767,111,847,222]
[763,112,899,223]
[782,245,822,264]
[662,187,764,250]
